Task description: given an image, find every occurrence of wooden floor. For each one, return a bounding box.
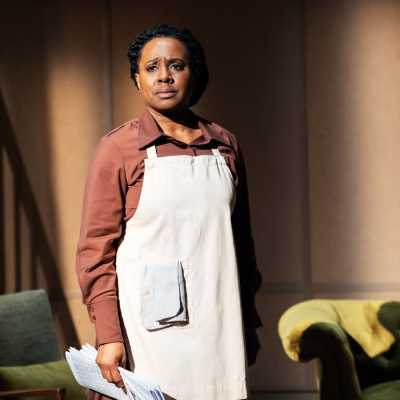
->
[251,393,319,400]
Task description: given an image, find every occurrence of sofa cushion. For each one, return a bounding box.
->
[352,302,400,389]
[0,359,86,400]
[362,379,400,400]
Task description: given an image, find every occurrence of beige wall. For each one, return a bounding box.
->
[1,1,111,347]
[2,0,400,393]
[306,0,400,299]
[42,1,112,346]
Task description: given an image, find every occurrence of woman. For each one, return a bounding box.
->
[76,24,262,400]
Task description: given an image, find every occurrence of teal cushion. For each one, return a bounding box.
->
[0,290,61,366]
[362,379,400,400]
[0,359,86,400]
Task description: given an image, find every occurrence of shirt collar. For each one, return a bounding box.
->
[137,107,232,149]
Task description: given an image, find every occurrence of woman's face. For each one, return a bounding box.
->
[135,37,193,113]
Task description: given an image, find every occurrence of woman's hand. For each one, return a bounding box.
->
[96,342,126,388]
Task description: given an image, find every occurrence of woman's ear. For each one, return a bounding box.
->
[135,73,141,91]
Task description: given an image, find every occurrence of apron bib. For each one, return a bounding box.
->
[116,144,248,400]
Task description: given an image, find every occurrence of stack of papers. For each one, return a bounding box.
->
[65,344,165,400]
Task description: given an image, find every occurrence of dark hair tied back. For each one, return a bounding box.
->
[127,23,209,107]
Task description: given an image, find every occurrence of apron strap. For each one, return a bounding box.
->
[147,145,219,158]
[146,145,158,159]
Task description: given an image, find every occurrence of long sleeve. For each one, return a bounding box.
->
[75,135,127,345]
[231,143,263,366]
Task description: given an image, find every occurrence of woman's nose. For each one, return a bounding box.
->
[157,64,173,82]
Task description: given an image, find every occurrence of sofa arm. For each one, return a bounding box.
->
[0,388,65,400]
[300,322,363,400]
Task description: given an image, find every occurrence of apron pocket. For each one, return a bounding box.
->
[140,260,190,331]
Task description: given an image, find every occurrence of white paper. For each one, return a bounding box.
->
[65,344,164,400]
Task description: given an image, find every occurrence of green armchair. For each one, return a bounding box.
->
[279,300,400,400]
[0,289,85,400]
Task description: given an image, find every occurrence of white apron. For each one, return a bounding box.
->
[115,144,248,400]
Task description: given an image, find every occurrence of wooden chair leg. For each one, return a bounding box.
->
[0,388,66,400]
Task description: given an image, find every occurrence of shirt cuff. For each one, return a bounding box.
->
[89,299,124,345]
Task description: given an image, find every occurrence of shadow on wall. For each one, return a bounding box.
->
[0,2,79,349]
[0,92,79,348]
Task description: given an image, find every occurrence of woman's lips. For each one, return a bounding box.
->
[156,90,177,98]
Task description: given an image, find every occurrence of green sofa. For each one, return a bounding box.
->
[280,300,400,400]
[0,289,85,400]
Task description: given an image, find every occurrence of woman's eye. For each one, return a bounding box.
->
[171,63,184,71]
[146,65,157,72]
